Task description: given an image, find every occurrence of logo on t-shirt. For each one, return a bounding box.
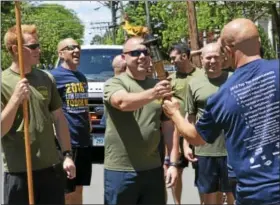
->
[37,86,48,99]
[65,82,88,113]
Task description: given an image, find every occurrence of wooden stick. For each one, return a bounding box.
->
[14,2,34,204]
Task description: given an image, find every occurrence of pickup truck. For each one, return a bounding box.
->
[79,45,123,147]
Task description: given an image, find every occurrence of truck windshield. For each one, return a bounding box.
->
[78,49,122,76]
[58,48,122,80]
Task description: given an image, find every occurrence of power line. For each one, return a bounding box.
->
[1,19,111,24]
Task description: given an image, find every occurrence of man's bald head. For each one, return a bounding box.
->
[220,18,261,69]
[201,42,221,57]
[123,36,145,53]
[221,18,259,46]
[112,55,126,76]
[57,38,77,52]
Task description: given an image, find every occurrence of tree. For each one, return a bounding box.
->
[91,1,278,59]
[120,1,189,58]
[258,26,276,59]
[1,2,84,69]
[90,35,103,45]
[196,1,278,58]
[1,1,23,69]
[269,3,280,58]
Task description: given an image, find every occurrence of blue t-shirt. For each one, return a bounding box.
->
[51,66,91,147]
[196,59,280,205]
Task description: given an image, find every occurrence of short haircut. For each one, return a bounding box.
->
[4,24,37,54]
[169,43,191,58]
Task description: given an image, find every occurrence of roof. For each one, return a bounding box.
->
[81,45,123,50]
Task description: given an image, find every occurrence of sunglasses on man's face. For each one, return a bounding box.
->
[124,49,150,57]
[61,45,80,51]
[23,43,40,50]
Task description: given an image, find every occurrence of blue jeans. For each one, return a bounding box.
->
[104,167,165,205]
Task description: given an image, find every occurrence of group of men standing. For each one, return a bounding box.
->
[165,42,234,205]
[1,17,279,205]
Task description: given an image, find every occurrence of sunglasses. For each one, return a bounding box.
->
[23,43,40,50]
[60,45,81,51]
[124,49,150,57]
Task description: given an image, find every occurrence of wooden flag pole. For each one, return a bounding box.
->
[14,1,34,204]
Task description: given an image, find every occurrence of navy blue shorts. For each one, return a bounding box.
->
[227,163,237,199]
[228,177,237,199]
[104,167,165,205]
[195,156,232,194]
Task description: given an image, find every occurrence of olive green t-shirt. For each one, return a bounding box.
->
[168,68,202,116]
[103,73,168,171]
[1,68,62,172]
[185,71,233,156]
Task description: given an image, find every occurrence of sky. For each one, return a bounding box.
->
[40,1,112,45]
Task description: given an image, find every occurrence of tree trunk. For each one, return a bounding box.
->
[270,3,280,58]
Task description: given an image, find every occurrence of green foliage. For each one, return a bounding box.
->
[112,1,277,57]
[196,1,274,31]
[119,1,189,57]
[91,1,279,59]
[1,2,84,69]
[258,26,276,59]
[150,1,188,51]
[90,35,103,45]
[115,29,126,45]
[1,1,22,69]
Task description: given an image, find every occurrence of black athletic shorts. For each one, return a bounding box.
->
[65,147,92,193]
[4,164,65,204]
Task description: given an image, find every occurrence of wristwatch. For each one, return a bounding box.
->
[62,150,73,159]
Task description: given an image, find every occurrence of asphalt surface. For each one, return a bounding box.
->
[1,148,200,204]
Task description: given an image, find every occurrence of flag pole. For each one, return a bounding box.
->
[14,1,34,204]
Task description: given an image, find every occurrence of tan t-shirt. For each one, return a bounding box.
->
[103,73,168,171]
[1,68,62,172]
[168,68,203,116]
[185,71,233,156]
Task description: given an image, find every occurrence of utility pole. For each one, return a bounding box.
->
[144,0,152,33]
[186,1,201,67]
[111,1,118,44]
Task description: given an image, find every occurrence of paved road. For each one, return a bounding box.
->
[83,163,200,204]
[0,155,200,204]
